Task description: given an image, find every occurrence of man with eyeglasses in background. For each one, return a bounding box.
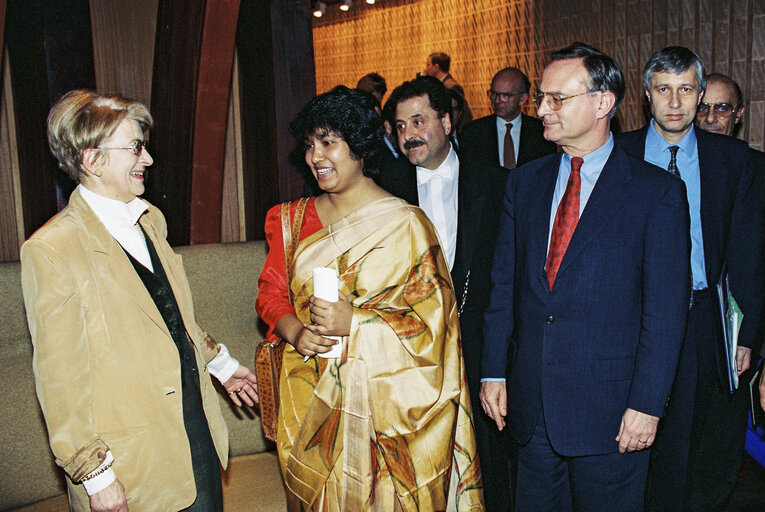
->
[695,72,765,172]
[461,67,557,172]
[480,42,690,511]
[694,70,765,510]
[695,73,744,137]
[617,47,764,512]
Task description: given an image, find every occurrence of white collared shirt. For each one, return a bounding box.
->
[79,184,153,271]
[416,145,459,270]
[496,113,522,167]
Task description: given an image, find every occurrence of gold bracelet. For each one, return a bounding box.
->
[81,459,115,481]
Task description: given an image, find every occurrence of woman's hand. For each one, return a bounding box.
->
[294,325,339,357]
[307,292,352,337]
[223,364,259,407]
[90,479,128,511]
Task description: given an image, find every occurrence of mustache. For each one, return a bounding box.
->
[403,139,425,150]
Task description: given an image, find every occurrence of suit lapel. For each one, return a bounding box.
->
[694,127,724,282]
[489,117,500,166]
[527,155,562,293]
[454,163,487,280]
[555,147,633,279]
[71,191,169,333]
[517,114,531,165]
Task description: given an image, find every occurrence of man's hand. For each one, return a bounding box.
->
[223,364,259,407]
[736,347,752,376]
[479,381,507,431]
[759,368,765,412]
[89,479,128,512]
[616,408,659,453]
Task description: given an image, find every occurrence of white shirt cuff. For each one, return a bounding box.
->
[81,451,117,496]
[480,377,506,382]
[207,343,239,383]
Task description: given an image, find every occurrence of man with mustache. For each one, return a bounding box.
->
[617,47,764,512]
[378,75,510,511]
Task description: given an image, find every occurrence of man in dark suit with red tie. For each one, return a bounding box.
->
[460,67,557,170]
[617,47,765,512]
[480,43,691,511]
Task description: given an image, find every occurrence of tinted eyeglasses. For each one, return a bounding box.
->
[487,89,522,102]
[696,102,738,119]
[97,139,149,156]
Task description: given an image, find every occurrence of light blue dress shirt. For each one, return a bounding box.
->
[547,134,614,252]
[644,120,707,289]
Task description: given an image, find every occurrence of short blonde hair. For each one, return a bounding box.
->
[47,90,153,181]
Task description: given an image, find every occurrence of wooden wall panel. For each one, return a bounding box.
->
[4,0,61,240]
[189,0,240,244]
[147,0,206,246]
[221,52,246,244]
[0,52,23,261]
[313,0,764,150]
[89,0,158,106]
[237,0,316,240]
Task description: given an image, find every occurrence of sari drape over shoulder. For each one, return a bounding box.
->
[276,197,483,511]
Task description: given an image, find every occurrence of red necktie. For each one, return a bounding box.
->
[545,156,583,290]
[503,123,516,169]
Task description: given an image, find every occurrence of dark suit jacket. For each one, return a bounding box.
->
[617,127,765,361]
[376,154,508,389]
[481,145,691,456]
[442,73,473,130]
[460,113,557,169]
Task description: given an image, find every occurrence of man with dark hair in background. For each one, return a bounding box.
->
[356,72,387,104]
[617,47,764,512]
[461,67,556,171]
[423,52,473,131]
[380,75,508,511]
[481,42,690,511]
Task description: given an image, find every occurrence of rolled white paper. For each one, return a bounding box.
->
[312,267,343,358]
[312,267,339,302]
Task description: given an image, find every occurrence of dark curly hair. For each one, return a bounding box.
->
[386,75,452,121]
[289,85,384,178]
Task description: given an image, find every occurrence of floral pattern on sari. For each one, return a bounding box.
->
[275,197,484,511]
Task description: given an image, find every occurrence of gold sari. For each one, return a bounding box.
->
[276,197,483,511]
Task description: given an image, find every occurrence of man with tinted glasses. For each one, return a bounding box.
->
[480,43,690,511]
[617,47,764,512]
[460,67,556,171]
[695,73,745,137]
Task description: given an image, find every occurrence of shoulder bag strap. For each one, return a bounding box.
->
[280,198,309,303]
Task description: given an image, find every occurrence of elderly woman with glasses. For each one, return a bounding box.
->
[21,90,258,512]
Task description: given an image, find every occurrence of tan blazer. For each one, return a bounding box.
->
[21,188,229,511]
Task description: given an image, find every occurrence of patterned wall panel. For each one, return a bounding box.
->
[313,0,764,150]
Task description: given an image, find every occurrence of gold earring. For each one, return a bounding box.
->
[95,169,102,177]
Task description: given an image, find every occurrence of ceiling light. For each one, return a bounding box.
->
[313,1,326,17]
[340,0,352,11]
[366,0,375,4]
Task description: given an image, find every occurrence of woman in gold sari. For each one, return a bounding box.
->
[256,86,483,511]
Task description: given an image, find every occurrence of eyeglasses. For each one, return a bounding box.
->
[97,139,149,156]
[487,89,522,102]
[533,90,594,111]
[696,102,737,118]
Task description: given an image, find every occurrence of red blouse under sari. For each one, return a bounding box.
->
[255,197,323,340]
